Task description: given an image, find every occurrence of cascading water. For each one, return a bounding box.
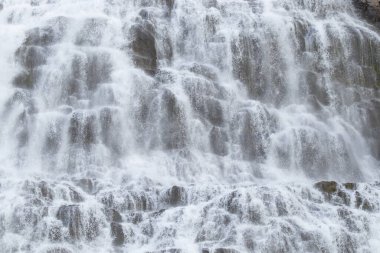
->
[0,0,379,252]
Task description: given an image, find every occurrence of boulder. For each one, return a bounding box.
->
[130,22,157,75]
[111,222,125,246]
[56,205,83,240]
[164,186,187,206]
[209,127,229,156]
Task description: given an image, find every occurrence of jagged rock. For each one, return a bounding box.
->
[68,187,84,202]
[343,183,357,190]
[75,178,97,194]
[56,205,82,240]
[76,18,107,46]
[164,186,187,206]
[111,222,125,246]
[355,192,374,211]
[15,46,47,70]
[147,249,181,253]
[69,112,97,148]
[315,181,338,194]
[46,248,72,253]
[106,208,122,222]
[48,222,62,242]
[214,249,240,253]
[315,181,375,211]
[13,69,41,89]
[128,212,143,224]
[68,51,112,95]
[160,90,187,149]
[24,16,69,46]
[188,63,218,82]
[130,21,157,75]
[23,180,54,201]
[209,127,228,156]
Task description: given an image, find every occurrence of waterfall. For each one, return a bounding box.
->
[0,0,379,252]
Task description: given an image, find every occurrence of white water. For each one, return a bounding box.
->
[0,0,379,252]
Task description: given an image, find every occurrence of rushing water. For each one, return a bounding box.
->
[0,0,379,252]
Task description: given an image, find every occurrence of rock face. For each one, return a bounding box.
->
[314,181,374,211]
[130,21,157,75]
[353,0,380,27]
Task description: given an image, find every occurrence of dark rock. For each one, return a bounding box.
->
[106,209,122,222]
[76,178,97,194]
[130,22,157,75]
[111,222,125,246]
[56,205,82,240]
[160,90,187,149]
[68,187,84,202]
[275,196,288,216]
[24,16,69,46]
[231,34,264,99]
[355,191,374,211]
[23,180,54,201]
[213,249,240,253]
[69,112,97,148]
[315,181,338,194]
[75,18,107,46]
[13,69,40,89]
[99,107,123,156]
[128,212,143,224]
[188,63,218,82]
[15,46,47,70]
[209,127,228,156]
[48,223,62,241]
[343,183,357,190]
[164,186,187,206]
[46,248,72,253]
[147,249,181,253]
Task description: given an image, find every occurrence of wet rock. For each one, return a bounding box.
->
[48,223,62,242]
[99,107,123,155]
[343,183,357,190]
[23,180,54,201]
[188,63,218,82]
[111,222,125,246]
[15,46,47,70]
[202,98,224,126]
[231,34,263,99]
[68,51,112,97]
[24,16,69,46]
[315,181,338,194]
[75,178,98,194]
[160,90,187,149]
[147,249,181,253]
[68,187,84,202]
[69,112,97,148]
[106,208,122,222]
[46,248,72,253]
[56,205,83,240]
[238,110,268,161]
[164,186,187,206]
[85,52,112,90]
[128,212,143,224]
[355,191,374,211]
[13,69,40,89]
[300,71,329,105]
[209,127,228,156]
[130,21,157,75]
[76,18,107,46]
[213,249,240,253]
